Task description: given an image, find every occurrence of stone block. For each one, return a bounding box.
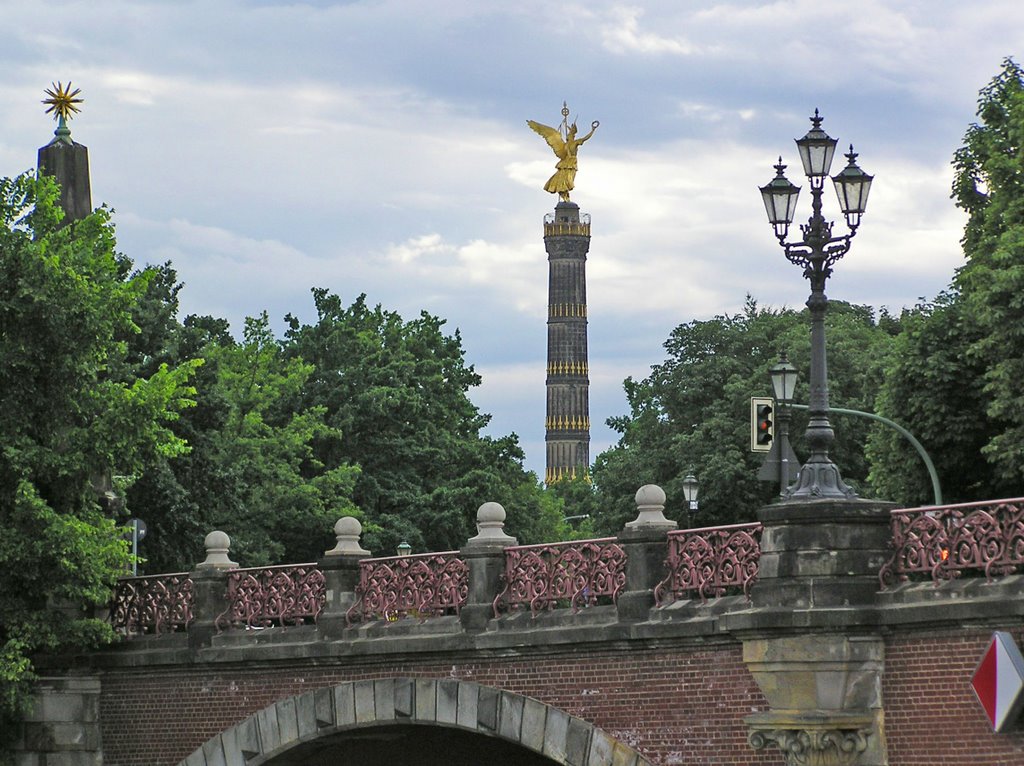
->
[611,742,639,766]
[414,679,437,721]
[374,678,396,721]
[588,728,615,766]
[295,691,317,738]
[335,683,357,726]
[202,734,228,766]
[542,706,569,762]
[276,696,299,746]
[566,718,591,766]
[256,704,281,753]
[353,680,375,723]
[234,715,261,758]
[437,679,458,725]
[521,698,547,752]
[394,678,414,718]
[477,685,499,731]
[314,686,334,729]
[498,691,524,741]
[37,754,102,766]
[456,682,478,730]
[220,723,253,766]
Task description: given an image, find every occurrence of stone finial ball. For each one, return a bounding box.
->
[334,516,362,537]
[635,484,666,507]
[204,530,231,551]
[477,501,507,524]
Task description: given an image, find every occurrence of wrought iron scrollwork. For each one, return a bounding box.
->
[345,552,468,625]
[654,523,762,606]
[492,538,626,618]
[215,564,325,631]
[109,573,194,636]
[880,497,1024,588]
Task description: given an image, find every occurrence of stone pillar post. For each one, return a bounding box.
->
[615,484,676,622]
[187,530,238,651]
[723,497,896,766]
[460,502,517,633]
[317,517,371,639]
[13,675,102,765]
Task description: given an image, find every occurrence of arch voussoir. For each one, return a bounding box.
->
[175,677,655,766]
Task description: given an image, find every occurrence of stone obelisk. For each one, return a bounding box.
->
[543,202,591,483]
[37,82,91,222]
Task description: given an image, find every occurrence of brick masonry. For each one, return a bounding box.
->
[883,627,1024,766]
[96,642,782,766]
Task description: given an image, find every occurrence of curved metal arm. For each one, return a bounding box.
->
[790,403,942,505]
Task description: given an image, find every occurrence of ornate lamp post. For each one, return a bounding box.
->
[759,110,873,499]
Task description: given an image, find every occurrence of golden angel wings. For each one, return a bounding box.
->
[527,115,599,202]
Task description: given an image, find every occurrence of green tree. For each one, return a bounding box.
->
[952,57,1024,484]
[0,173,197,743]
[592,298,898,533]
[203,313,361,564]
[283,289,557,554]
[868,58,1024,505]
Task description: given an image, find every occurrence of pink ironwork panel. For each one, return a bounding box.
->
[879,497,1024,588]
[109,573,194,636]
[492,538,627,618]
[345,552,468,625]
[654,523,762,606]
[215,564,325,631]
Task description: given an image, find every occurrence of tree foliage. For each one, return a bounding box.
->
[0,174,198,738]
[867,58,1024,503]
[952,57,1024,483]
[592,298,898,533]
[283,289,556,554]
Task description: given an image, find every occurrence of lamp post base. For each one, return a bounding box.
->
[784,457,857,500]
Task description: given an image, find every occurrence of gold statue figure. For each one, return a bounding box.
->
[528,102,599,202]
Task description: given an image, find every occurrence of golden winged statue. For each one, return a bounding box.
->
[527,102,599,202]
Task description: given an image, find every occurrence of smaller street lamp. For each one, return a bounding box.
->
[682,473,699,526]
[770,353,798,405]
[397,541,412,556]
[769,352,801,494]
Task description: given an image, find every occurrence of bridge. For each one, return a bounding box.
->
[15,488,1024,766]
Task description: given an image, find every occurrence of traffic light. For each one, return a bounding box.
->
[751,396,774,452]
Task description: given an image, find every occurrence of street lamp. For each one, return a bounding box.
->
[769,352,800,494]
[682,473,699,526]
[758,110,873,500]
[397,541,412,556]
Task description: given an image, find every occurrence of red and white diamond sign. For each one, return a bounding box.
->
[971,631,1024,732]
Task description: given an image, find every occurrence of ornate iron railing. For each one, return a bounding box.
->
[879,497,1024,588]
[215,564,326,631]
[492,538,627,618]
[654,523,763,606]
[345,552,468,625]
[109,573,194,636]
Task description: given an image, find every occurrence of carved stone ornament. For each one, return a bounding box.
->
[748,727,869,766]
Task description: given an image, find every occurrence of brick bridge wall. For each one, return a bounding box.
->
[96,639,775,766]
[82,618,1024,766]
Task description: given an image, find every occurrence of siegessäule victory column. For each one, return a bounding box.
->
[528,103,598,485]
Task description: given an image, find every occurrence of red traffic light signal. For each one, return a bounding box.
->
[751,396,774,452]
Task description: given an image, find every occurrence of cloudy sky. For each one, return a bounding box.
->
[1,1,1020,478]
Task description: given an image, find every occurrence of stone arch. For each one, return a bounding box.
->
[176,677,655,766]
